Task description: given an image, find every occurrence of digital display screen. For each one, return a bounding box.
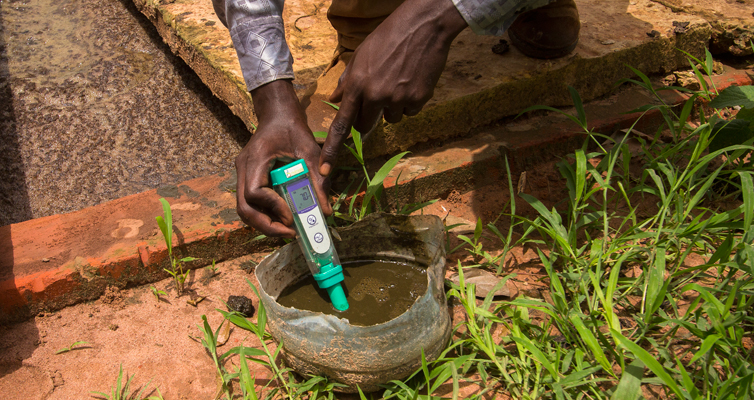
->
[291,185,315,211]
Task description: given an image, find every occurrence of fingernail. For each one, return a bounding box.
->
[320,162,331,177]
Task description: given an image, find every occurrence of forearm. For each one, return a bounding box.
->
[212,0,294,91]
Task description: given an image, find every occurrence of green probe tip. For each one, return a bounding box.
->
[326,283,349,311]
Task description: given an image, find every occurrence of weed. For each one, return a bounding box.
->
[155,198,198,295]
[444,52,754,398]
[90,364,163,400]
[55,341,89,355]
[318,102,415,222]
[149,285,166,302]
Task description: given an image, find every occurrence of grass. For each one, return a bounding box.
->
[316,101,430,223]
[55,340,89,355]
[149,285,166,302]
[91,364,163,400]
[156,198,198,295]
[433,51,754,398]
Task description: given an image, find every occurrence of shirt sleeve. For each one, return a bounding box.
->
[451,0,553,36]
[212,0,294,91]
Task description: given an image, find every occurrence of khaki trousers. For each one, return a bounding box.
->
[327,0,406,50]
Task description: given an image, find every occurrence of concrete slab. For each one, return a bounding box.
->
[130,0,752,160]
[3,65,749,324]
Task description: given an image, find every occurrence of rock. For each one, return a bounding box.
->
[491,39,510,55]
[674,70,700,90]
[673,21,690,35]
[227,295,254,317]
[447,269,518,298]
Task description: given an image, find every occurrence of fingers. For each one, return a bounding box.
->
[319,96,359,177]
[236,157,296,238]
[236,194,296,238]
[300,151,332,217]
[353,104,383,136]
[328,63,348,103]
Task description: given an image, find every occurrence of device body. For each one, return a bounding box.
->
[270,160,349,311]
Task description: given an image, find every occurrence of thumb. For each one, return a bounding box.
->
[319,97,359,177]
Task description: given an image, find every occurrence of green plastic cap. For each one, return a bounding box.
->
[312,263,349,311]
[326,283,349,311]
[270,159,308,186]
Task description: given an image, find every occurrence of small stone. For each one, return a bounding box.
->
[674,70,700,90]
[661,74,677,86]
[601,39,616,45]
[227,295,254,317]
[108,324,118,331]
[491,39,510,55]
[647,30,661,39]
[51,371,64,387]
[42,258,50,262]
[239,260,257,274]
[673,21,690,34]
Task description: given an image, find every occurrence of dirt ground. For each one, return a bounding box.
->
[0,247,525,399]
[0,253,272,400]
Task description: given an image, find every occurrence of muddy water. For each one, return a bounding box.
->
[277,261,428,326]
[0,0,250,226]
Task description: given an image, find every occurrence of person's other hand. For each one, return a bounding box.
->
[236,80,331,237]
[318,0,468,177]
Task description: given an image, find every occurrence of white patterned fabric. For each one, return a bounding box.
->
[453,0,552,35]
[216,0,294,91]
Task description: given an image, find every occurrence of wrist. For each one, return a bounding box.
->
[250,79,306,128]
[400,0,468,44]
[435,0,469,40]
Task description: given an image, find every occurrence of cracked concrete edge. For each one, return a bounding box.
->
[1,66,750,325]
[367,24,714,159]
[128,0,729,161]
[382,66,753,208]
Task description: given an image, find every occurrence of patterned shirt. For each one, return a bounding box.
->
[212,0,550,91]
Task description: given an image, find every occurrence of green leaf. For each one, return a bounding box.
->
[689,334,722,364]
[739,171,754,230]
[611,329,683,398]
[568,85,587,129]
[312,131,328,139]
[323,101,340,110]
[709,119,754,154]
[645,245,666,318]
[511,335,559,379]
[736,106,754,121]
[368,151,409,190]
[569,312,612,376]
[611,359,643,400]
[352,128,363,161]
[709,86,754,109]
[473,218,483,244]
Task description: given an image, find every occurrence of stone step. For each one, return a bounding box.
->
[129,0,752,161]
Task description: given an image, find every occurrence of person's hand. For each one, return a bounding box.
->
[236,80,331,237]
[318,0,468,176]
